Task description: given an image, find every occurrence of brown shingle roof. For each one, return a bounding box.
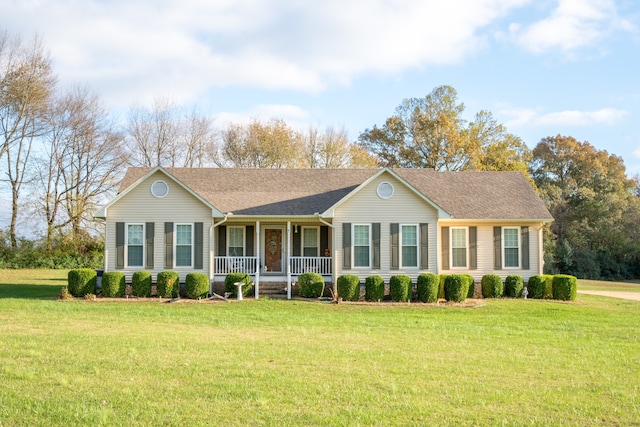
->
[119,167,553,220]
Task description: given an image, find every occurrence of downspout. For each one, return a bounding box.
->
[316,213,336,296]
[210,213,229,295]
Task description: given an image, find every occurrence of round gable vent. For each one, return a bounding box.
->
[151,180,169,198]
[377,181,394,199]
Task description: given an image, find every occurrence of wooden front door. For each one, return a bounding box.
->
[263,228,283,273]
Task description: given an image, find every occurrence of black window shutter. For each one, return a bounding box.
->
[469,226,477,270]
[145,222,154,269]
[217,225,226,257]
[292,227,301,257]
[390,223,399,270]
[165,222,173,269]
[194,222,203,269]
[372,223,380,269]
[494,226,502,270]
[116,222,125,269]
[320,226,329,256]
[245,225,254,257]
[441,226,450,270]
[521,226,530,270]
[420,223,429,269]
[342,223,351,269]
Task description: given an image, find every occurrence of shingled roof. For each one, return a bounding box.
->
[118,167,553,220]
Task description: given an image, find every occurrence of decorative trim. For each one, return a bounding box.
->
[151,180,169,198]
[376,181,394,199]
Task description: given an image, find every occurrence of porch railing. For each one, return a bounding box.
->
[289,256,332,276]
[214,256,259,275]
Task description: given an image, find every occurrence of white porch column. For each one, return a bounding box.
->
[255,221,260,299]
[287,221,292,300]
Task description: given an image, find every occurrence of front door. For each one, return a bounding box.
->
[263,227,283,273]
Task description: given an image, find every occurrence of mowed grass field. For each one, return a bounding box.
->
[0,270,639,426]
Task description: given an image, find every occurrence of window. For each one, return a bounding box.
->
[353,224,370,267]
[401,225,418,267]
[302,227,319,257]
[127,224,144,267]
[151,180,169,198]
[503,227,520,268]
[228,227,244,257]
[175,224,193,267]
[451,227,467,268]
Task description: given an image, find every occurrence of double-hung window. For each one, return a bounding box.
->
[353,224,370,267]
[451,227,467,268]
[401,225,418,268]
[302,227,319,257]
[503,227,520,268]
[228,227,244,257]
[127,224,144,267]
[175,224,193,267]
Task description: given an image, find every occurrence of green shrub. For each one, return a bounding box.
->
[298,272,325,298]
[101,271,125,297]
[417,273,439,303]
[438,274,448,299]
[157,271,180,298]
[224,273,253,298]
[390,275,411,302]
[527,275,546,299]
[337,274,360,301]
[464,274,476,298]
[67,268,97,297]
[131,270,152,297]
[504,275,524,298]
[444,274,469,302]
[543,274,554,299]
[365,275,385,302]
[552,274,577,301]
[185,272,209,299]
[481,274,503,298]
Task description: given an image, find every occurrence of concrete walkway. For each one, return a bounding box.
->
[578,290,640,302]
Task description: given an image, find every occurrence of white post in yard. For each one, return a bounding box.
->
[287,221,291,300]
[255,220,260,299]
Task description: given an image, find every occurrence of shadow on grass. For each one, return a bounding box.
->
[0,284,61,300]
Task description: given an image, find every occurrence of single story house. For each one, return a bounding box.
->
[94,166,553,298]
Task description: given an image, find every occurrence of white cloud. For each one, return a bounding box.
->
[633,146,640,159]
[536,108,628,126]
[215,104,311,130]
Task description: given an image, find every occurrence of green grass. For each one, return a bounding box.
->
[577,279,640,292]
[1,270,639,426]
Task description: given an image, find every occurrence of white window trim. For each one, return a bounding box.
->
[125,223,145,268]
[352,224,371,268]
[302,226,319,257]
[502,227,521,269]
[227,226,245,257]
[450,226,468,269]
[400,224,419,269]
[174,223,194,268]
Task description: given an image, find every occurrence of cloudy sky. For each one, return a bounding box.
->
[1,0,639,174]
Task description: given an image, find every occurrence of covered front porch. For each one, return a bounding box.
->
[210,218,334,299]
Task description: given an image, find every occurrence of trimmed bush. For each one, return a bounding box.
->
[527,275,546,299]
[390,275,412,302]
[365,275,385,302]
[504,275,524,298]
[438,274,448,300]
[224,273,253,298]
[67,268,97,297]
[481,274,503,298]
[552,274,577,301]
[298,272,325,298]
[417,273,439,303]
[464,274,476,298]
[337,274,360,301]
[131,270,152,297]
[157,271,180,298]
[444,274,469,302]
[185,272,209,299]
[543,274,554,299]
[101,271,125,297]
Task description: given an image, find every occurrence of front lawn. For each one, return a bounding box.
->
[0,270,638,426]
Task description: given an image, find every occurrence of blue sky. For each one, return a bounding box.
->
[1,0,639,176]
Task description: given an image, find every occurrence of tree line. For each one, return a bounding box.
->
[1,32,639,279]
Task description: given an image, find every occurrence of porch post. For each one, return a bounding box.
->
[255,221,260,299]
[287,221,291,300]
